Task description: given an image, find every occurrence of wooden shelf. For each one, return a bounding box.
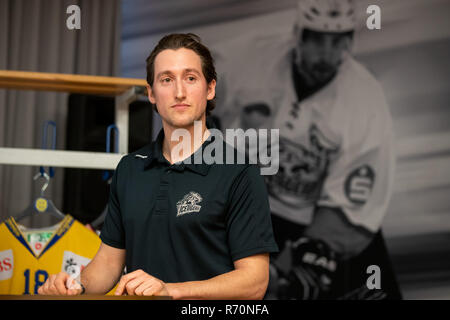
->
[0,70,147,166]
[0,70,147,96]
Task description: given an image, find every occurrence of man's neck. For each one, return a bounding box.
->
[162,120,210,164]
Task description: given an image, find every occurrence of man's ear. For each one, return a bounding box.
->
[146,84,156,104]
[207,79,216,101]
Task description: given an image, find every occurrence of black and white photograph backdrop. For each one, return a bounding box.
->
[119,0,450,300]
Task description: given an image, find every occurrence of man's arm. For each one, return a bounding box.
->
[38,242,125,295]
[272,206,374,300]
[80,242,126,294]
[114,253,270,300]
[304,206,374,259]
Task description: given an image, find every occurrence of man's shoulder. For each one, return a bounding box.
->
[116,143,153,170]
[128,143,153,159]
[208,135,259,176]
[327,57,392,137]
[326,56,389,117]
[337,56,386,98]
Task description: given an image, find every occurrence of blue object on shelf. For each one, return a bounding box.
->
[40,121,57,178]
[103,124,119,181]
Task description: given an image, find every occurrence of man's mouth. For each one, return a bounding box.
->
[171,103,190,110]
[313,64,334,75]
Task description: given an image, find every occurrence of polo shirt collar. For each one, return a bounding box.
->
[143,128,213,176]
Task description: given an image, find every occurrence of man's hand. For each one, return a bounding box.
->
[114,269,170,296]
[285,237,338,300]
[38,272,83,296]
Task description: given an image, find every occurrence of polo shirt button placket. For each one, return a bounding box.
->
[155,167,170,215]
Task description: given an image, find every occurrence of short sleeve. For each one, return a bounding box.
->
[100,157,126,249]
[318,97,395,233]
[226,165,279,261]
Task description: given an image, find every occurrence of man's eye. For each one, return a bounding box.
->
[187,76,196,82]
[161,78,171,83]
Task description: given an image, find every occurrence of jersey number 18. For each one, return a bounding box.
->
[23,269,48,294]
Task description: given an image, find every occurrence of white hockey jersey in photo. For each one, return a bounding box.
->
[214,32,395,233]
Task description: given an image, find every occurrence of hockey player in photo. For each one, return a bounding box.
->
[214,0,402,300]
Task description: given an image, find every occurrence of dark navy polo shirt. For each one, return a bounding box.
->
[100,129,279,283]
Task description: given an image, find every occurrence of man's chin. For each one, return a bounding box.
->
[167,116,199,129]
[311,71,336,88]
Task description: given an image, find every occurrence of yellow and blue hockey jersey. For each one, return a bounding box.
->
[0,215,101,295]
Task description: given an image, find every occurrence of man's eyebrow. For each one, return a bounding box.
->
[184,68,201,75]
[156,70,173,79]
[156,68,201,79]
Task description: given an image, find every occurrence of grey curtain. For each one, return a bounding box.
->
[0,0,121,226]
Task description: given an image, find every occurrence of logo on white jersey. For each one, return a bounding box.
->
[344,165,375,205]
[0,249,14,281]
[62,251,91,279]
[176,192,203,217]
[266,125,339,206]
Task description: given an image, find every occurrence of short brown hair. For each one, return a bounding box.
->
[146,33,217,115]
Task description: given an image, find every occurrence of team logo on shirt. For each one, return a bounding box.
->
[0,249,14,281]
[266,125,339,206]
[176,191,203,217]
[344,165,375,205]
[62,251,91,279]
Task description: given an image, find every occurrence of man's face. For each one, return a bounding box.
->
[147,48,216,128]
[296,29,351,87]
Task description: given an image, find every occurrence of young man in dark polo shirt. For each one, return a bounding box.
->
[38,33,278,299]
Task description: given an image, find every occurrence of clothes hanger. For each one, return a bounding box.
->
[15,121,65,223]
[14,171,66,222]
[90,124,119,230]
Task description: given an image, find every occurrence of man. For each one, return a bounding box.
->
[214,0,401,299]
[38,33,278,299]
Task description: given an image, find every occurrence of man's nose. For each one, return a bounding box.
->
[175,79,186,100]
